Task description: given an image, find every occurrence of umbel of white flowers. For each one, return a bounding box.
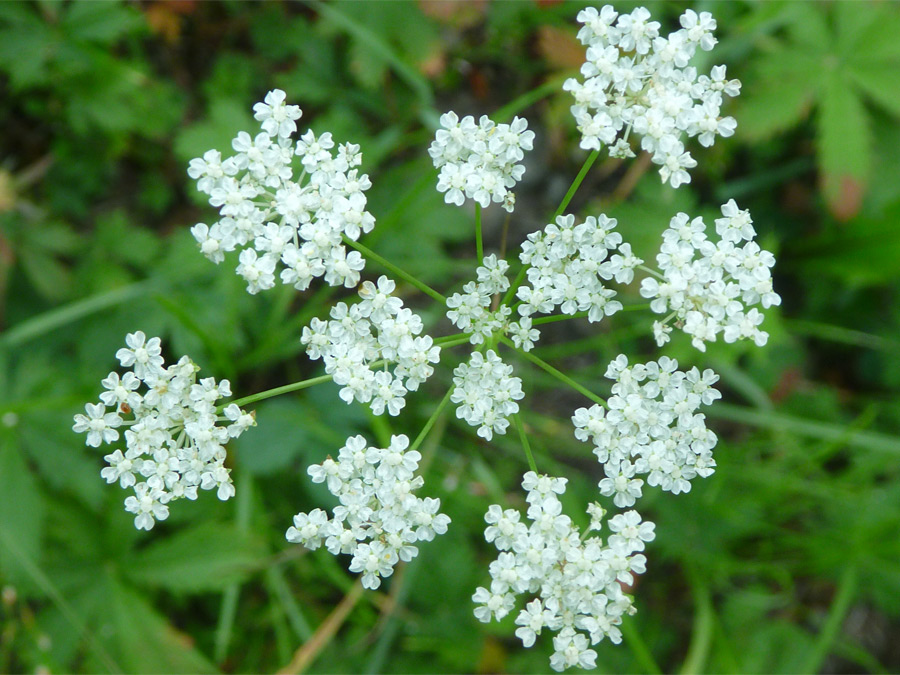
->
[73,332,255,530]
[188,89,376,294]
[286,434,451,590]
[564,5,740,187]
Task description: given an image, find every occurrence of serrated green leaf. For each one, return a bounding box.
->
[107,577,217,673]
[18,247,73,301]
[848,62,900,117]
[174,97,255,170]
[125,521,266,592]
[232,398,316,475]
[737,53,817,139]
[818,68,871,214]
[62,0,144,44]
[0,437,45,589]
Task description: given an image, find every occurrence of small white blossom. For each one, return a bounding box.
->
[565,5,739,187]
[574,355,720,500]
[287,434,450,589]
[639,201,780,350]
[430,112,534,212]
[74,333,254,530]
[451,350,524,440]
[475,472,651,671]
[189,89,376,294]
[302,276,439,416]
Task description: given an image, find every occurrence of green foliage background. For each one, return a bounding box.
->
[1,1,899,672]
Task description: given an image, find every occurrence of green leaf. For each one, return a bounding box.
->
[62,0,144,44]
[107,576,217,673]
[232,398,317,475]
[818,68,871,215]
[124,521,266,592]
[0,437,45,589]
[18,247,73,301]
[848,62,900,117]
[737,48,822,139]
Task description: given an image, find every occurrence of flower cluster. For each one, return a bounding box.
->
[517,214,638,322]
[564,5,740,187]
[640,200,781,350]
[473,473,655,672]
[301,276,440,416]
[429,112,535,212]
[72,332,254,530]
[451,350,524,441]
[286,434,450,590]
[573,355,719,507]
[188,89,375,294]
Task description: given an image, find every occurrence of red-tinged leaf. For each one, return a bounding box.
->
[818,69,871,219]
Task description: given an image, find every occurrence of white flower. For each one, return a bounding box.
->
[189,90,376,294]
[640,201,780,349]
[287,434,450,590]
[475,473,650,671]
[74,333,253,530]
[430,113,534,212]
[302,277,438,416]
[565,5,740,187]
[574,355,720,501]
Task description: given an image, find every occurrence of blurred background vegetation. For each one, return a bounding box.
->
[1,1,899,672]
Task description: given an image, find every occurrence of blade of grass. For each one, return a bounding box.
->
[709,403,900,455]
[0,523,122,673]
[0,280,156,348]
[679,565,714,675]
[620,614,662,674]
[799,564,859,674]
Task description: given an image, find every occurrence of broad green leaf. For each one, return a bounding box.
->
[174,97,255,177]
[232,397,318,475]
[818,68,871,216]
[783,3,830,52]
[737,55,817,139]
[62,0,144,44]
[0,437,45,589]
[793,200,900,285]
[107,576,217,673]
[124,521,266,592]
[848,62,900,117]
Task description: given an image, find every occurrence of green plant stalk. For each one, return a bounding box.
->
[800,563,859,673]
[410,387,453,452]
[501,336,606,408]
[503,148,601,305]
[475,203,484,262]
[620,614,663,675]
[434,333,472,347]
[224,374,334,411]
[554,148,600,220]
[679,566,714,675]
[343,236,446,304]
[493,73,576,123]
[532,311,590,325]
[513,413,538,473]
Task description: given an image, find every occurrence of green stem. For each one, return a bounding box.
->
[500,336,606,408]
[502,265,528,307]
[553,148,600,220]
[679,565,714,675]
[343,236,446,304]
[410,388,454,452]
[502,149,601,307]
[800,563,859,673]
[513,413,538,473]
[532,311,590,325]
[435,334,474,349]
[620,615,662,675]
[638,264,665,281]
[225,374,333,410]
[493,73,576,123]
[475,203,484,262]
